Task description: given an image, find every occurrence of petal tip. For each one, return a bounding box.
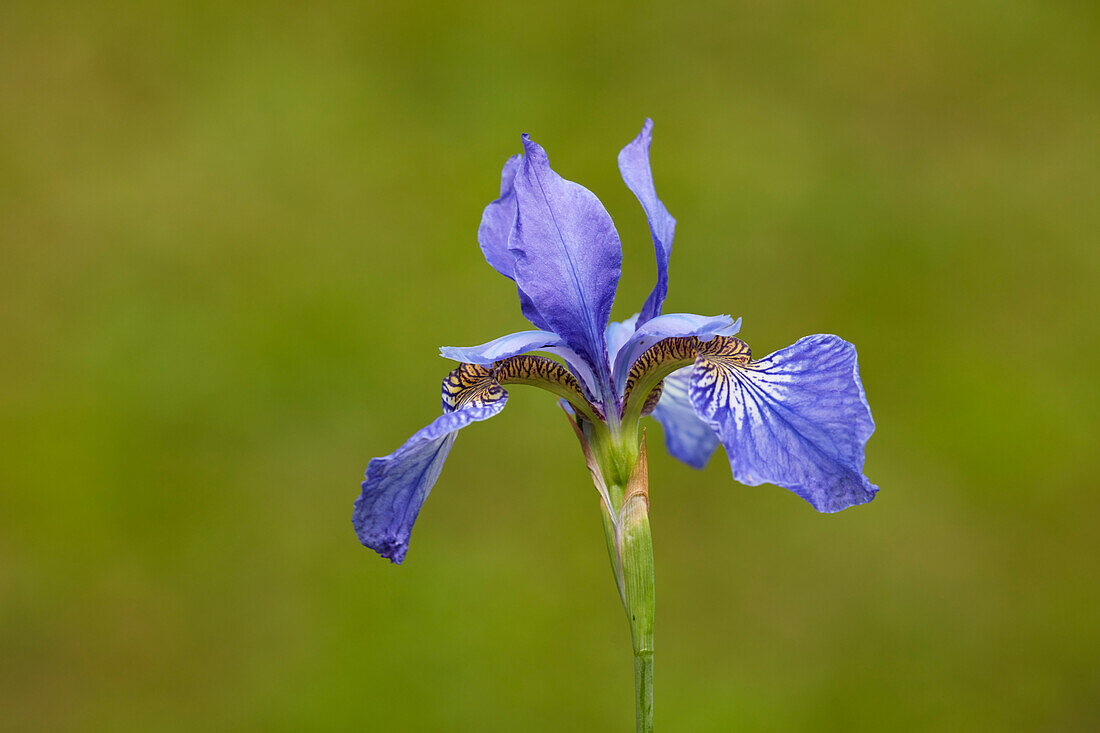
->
[520,133,544,159]
[380,539,408,564]
[809,471,875,510]
[354,491,412,563]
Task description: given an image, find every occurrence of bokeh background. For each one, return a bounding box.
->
[2,1,1098,730]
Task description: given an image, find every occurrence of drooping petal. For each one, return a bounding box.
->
[440,329,563,364]
[510,134,622,400]
[354,365,508,563]
[612,313,741,394]
[688,334,877,513]
[477,155,553,331]
[650,367,720,469]
[605,314,640,366]
[618,118,675,326]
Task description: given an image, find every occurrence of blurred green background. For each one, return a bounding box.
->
[2,1,1098,730]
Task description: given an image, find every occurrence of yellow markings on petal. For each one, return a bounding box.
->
[639,381,663,417]
[696,335,752,364]
[691,337,754,410]
[441,362,506,412]
[496,355,581,393]
[442,355,597,418]
[621,335,751,421]
[497,354,600,420]
[621,337,705,403]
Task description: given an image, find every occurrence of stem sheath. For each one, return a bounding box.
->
[565,411,655,731]
[607,435,655,732]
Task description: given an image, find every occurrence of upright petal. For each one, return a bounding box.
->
[510,134,622,399]
[612,313,741,394]
[619,118,675,326]
[477,155,552,331]
[605,314,640,366]
[650,367,720,469]
[354,365,508,563]
[440,329,563,364]
[478,154,523,279]
[688,334,877,513]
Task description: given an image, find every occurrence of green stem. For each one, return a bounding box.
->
[634,651,654,733]
[591,427,655,732]
[620,495,654,732]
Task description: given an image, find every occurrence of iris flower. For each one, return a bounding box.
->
[353,119,876,731]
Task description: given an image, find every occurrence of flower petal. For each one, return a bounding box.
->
[688,334,877,513]
[539,344,600,404]
[353,402,505,564]
[478,154,523,280]
[612,313,741,394]
[650,367,720,469]
[354,365,509,564]
[440,332,604,405]
[605,314,640,366]
[440,329,563,364]
[510,134,622,400]
[618,118,675,326]
[477,155,553,331]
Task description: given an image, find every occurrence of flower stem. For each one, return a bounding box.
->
[611,435,655,732]
[620,493,654,733]
[634,650,654,733]
[564,412,656,731]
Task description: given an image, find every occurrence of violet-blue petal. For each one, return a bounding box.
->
[439,332,601,405]
[440,330,563,364]
[478,154,523,279]
[650,366,720,469]
[619,118,675,326]
[688,334,877,513]
[477,155,553,331]
[509,134,622,399]
[605,314,640,366]
[612,313,742,394]
[540,343,601,403]
[353,398,507,563]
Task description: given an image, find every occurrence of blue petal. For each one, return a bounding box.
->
[539,344,601,403]
[478,154,523,280]
[650,367,720,469]
[619,118,675,326]
[477,155,552,332]
[440,329,563,364]
[688,334,877,513]
[605,314,640,366]
[440,332,602,405]
[510,134,622,401]
[612,312,742,394]
[353,398,507,563]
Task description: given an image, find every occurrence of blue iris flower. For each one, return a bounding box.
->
[354,119,877,564]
